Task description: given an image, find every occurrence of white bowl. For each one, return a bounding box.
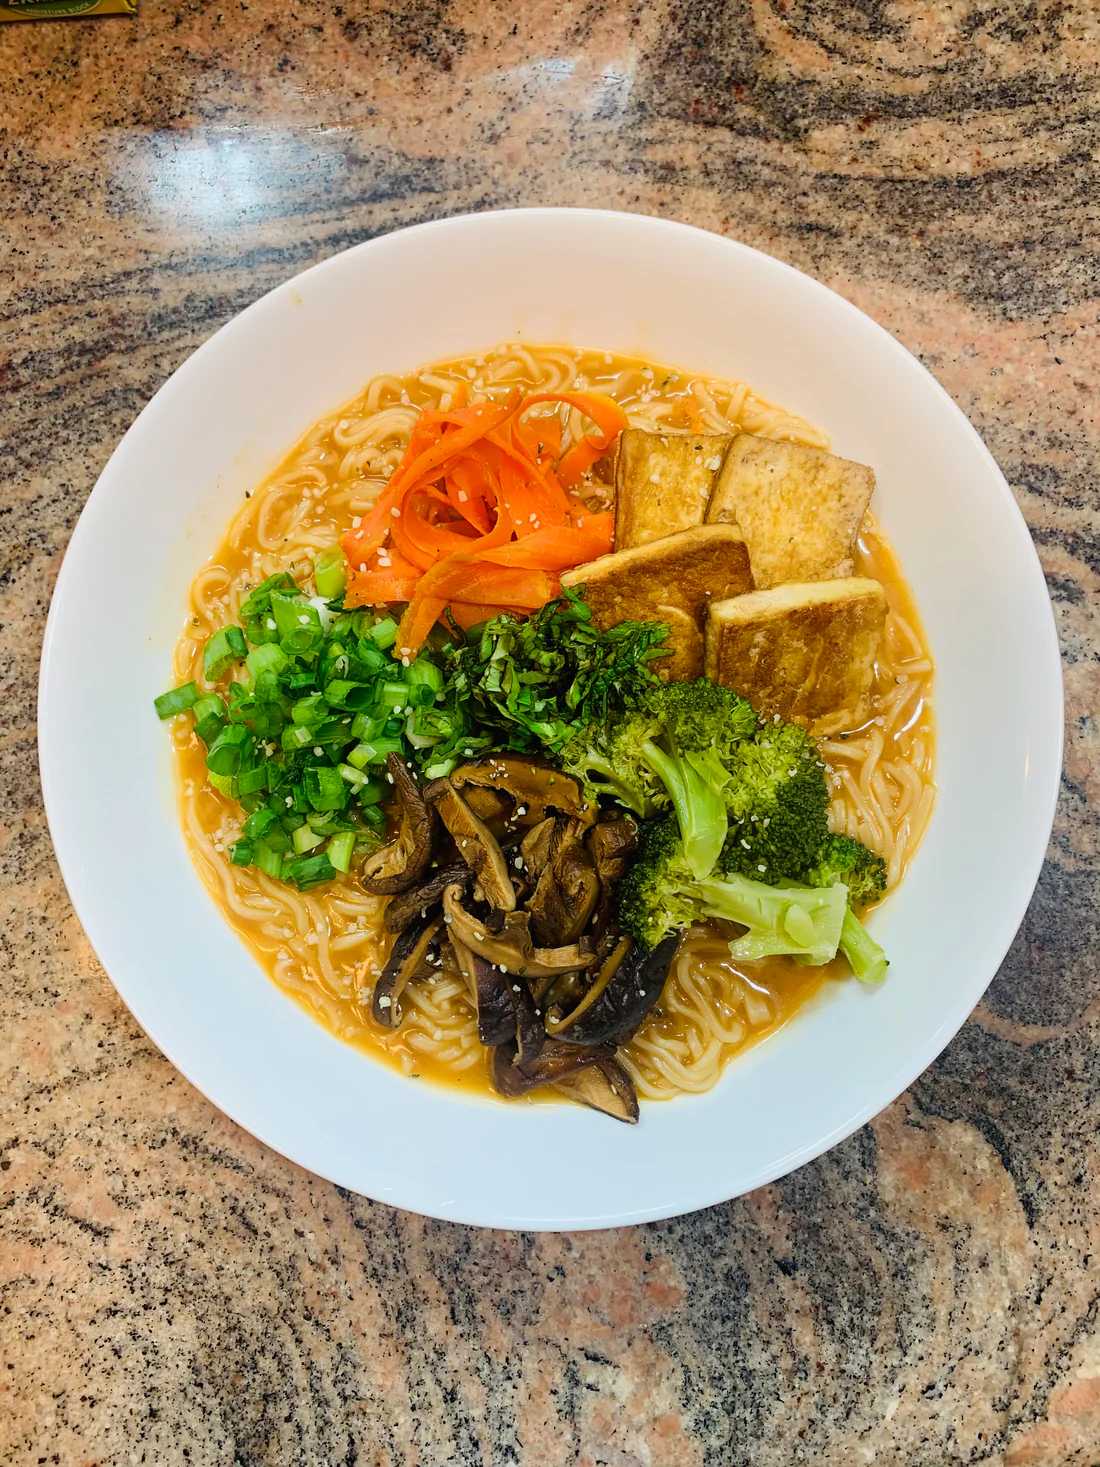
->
[39,209,1062,1229]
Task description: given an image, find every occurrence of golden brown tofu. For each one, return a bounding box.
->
[615,429,733,549]
[652,605,704,681]
[706,435,874,589]
[705,578,886,734]
[561,525,754,638]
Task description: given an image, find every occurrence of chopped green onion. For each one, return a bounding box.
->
[369,617,398,650]
[282,724,316,752]
[378,680,410,710]
[207,771,236,797]
[240,572,296,619]
[291,693,328,727]
[206,724,250,775]
[314,548,347,600]
[304,766,348,812]
[246,642,288,683]
[324,679,375,711]
[350,712,385,741]
[262,825,292,855]
[407,659,444,696]
[192,693,227,745]
[271,591,322,653]
[244,807,279,839]
[203,626,247,681]
[283,852,335,890]
[229,839,254,866]
[153,682,200,719]
[292,824,325,854]
[346,737,402,767]
[354,642,388,674]
[327,831,356,873]
[236,764,268,796]
[423,757,456,780]
[254,842,284,879]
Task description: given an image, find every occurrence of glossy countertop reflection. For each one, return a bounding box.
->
[3,3,1099,1464]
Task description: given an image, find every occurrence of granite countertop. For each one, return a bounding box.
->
[2,3,1098,1463]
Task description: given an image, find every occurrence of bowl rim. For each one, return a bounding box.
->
[38,207,1064,1228]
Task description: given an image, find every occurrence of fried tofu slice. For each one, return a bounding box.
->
[651,606,704,681]
[705,578,886,734]
[706,435,874,589]
[562,524,753,625]
[561,525,753,684]
[615,429,733,549]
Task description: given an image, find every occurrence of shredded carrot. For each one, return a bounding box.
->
[341,389,628,653]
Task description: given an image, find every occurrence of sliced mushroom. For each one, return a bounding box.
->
[383,863,469,933]
[553,1055,639,1123]
[449,936,515,1046]
[442,885,595,979]
[528,826,600,946]
[463,785,513,838]
[361,754,436,896]
[371,913,443,1029]
[519,817,558,879]
[587,816,639,884]
[510,981,546,1070]
[450,755,596,828]
[490,1039,608,1097]
[428,780,516,912]
[550,932,680,1047]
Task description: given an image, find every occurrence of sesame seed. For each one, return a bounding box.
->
[266,618,277,631]
[390,507,401,518]
[351,516,362,528]
[758,863,767,872]
[378,995,391,1008]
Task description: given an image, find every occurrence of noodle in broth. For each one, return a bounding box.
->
[172,343,935,1102]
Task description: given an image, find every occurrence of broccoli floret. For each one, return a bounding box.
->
[560,711,666,816]
[802,835,889,983]
[564,680,758,880]
[718,720,830,884]
[803,833,887,908]
[837,908,889,985]
[651,679,757,778]
[614,817,699,950]
[616,817,847,963]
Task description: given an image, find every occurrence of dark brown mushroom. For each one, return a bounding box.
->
[519,817,558,879]
[370,913,443,1029]
[361,754,436,896]
[587,816,639,884]
[462,785,512,838]
[549,932,680,1047]
[383,863,469,934]
[527,824,600,946]
[449,755,596,828]
[491,1041,638,1121]
[553,1055,639,1123]
[442,885,595,979]
[490,1039,607,1097]
[449,936,515,1046]
[509,980,546,1070]
[428,780,516,912]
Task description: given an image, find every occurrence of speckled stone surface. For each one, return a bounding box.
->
[2,3,1098,1463]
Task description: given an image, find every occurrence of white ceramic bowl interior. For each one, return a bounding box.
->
[39,210,1062,1228]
